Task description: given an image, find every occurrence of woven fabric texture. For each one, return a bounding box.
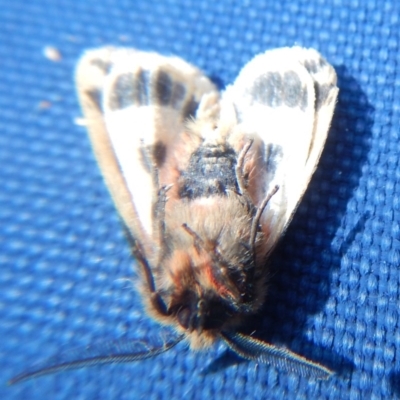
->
[1,0,400,399]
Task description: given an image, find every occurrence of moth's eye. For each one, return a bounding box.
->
[227,266,248,294]
[177,306,192,329]
[203,300,232,330]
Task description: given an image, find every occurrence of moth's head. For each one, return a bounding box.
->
[150,199,267,347]
[156,238,256,347]
[170,288,237,334]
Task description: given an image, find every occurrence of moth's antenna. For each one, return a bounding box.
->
[9,333,185,385]
[221,331,333,380]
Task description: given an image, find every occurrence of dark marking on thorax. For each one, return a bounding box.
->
[178,145,239,199]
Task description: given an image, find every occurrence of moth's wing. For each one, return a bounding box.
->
[223,47,338,253]
[76,47,217,260]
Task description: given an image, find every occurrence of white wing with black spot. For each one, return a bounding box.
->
[76,48,217,257]
[222,47,338,253]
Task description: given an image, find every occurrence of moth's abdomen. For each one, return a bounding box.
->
[178,144,239,199]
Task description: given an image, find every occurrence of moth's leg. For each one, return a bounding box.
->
[136,145,171,316]
[249,184,280,252]
[235,139,253,198]
[122,224,168,316]
[135,239,169,315]
[140,142,166,248]
[154,183,172,248]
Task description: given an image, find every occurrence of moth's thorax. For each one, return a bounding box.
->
[179,147,238,199]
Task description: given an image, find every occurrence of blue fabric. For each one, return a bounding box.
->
[1,0,400,398]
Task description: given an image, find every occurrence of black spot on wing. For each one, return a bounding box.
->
[170,82,186,109]
[282,71,307,109]
[303,59,320,74]
[252,72,283,107]
[178,145,239,199]
[265,143,283,178]
[303,57,330,76]
[108,72,136,110]
[182,96,199,118]
[86,88,102,111]
[153,141,167,167]
[318,57,328,68]
[108,70,151,110]
[90,58,112,74]
[303,57,336,108]
[251,71,307,110]
[137,70,150,105]
[106,68,198,118]
[155,71,173,105]
[314,82,334,110]
[138,141,167,172]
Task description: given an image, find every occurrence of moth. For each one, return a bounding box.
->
[11,46,338,383]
